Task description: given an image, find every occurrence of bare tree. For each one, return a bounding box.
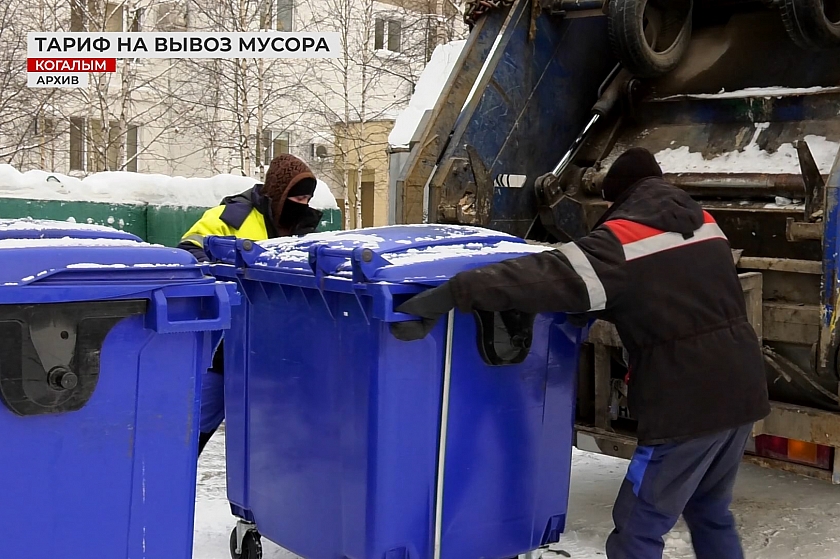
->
[0,0,67,164]
[0,0,212,175]
[0,0,465,193]
[64,0,204,174]
[289,0,463,228]
[175,0,316,178]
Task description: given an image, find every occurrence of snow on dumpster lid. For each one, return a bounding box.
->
[0,164,339,210]
[0,219,203,286]
[0,218,141,241]
[253,224,555,284]
[389,40,466,149]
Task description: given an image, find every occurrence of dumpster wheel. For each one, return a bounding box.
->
[230,527,263,559]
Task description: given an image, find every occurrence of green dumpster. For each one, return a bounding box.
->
[146,205,207,247]
[0,198,343,248]
[0,198,147,239]
[319,208,343,232]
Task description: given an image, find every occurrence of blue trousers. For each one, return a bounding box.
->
[199,332,226,436]
[606,424,752,559]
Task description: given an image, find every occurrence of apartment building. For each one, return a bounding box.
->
[1,0,464,221]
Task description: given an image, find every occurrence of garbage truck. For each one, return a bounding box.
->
[394,0,840,482]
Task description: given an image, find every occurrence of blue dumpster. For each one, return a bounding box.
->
[0,219,237,559]
[207,225,585,559]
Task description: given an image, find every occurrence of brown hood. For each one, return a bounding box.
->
[262,154,317,229]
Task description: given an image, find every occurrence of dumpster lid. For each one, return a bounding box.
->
[254,225,554,284]
[0,220,203,288]
[0,218,140,241]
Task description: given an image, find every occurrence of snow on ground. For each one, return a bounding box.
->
[194,430,840,559]
[0,165,339,211]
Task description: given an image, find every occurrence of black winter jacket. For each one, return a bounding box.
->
[449,178,770,445]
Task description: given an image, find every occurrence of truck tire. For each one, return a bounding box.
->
[780,0,840,49]
[608,0,693,78]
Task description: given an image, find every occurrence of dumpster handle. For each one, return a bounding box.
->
[371,286,424,323]
[148,284,233,333]
[433,309,456,559]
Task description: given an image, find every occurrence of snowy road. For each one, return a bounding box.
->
[193,429,840,559]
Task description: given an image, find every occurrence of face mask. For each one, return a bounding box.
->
[277,200,311,230]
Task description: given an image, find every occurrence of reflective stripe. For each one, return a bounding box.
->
[182,234,205,247]
[623,223,728,262]
[606,211,717,245]
[559,243,607,312]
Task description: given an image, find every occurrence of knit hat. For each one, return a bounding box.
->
[262,154,317,224]
[287,177,317,199]
[601,148,663,202]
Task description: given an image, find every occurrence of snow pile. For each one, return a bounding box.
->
[0,217,122,234]
[309,180,339,210]
[658,86,840,100]
[0,237,148,249]
[654,124,840,175]
[389,40,467,149]
[0,165,339,211]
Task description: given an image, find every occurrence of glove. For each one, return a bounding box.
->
[567,313,590,328]
[389,283,456,342]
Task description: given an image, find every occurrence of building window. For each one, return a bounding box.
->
[70,0,124,31]
[70,0,84,31]
[105,2,124,32]
[374,18,401,53]
[155,2,187,31]
[126,125,139,172]
[69,118,139,173]
[309,143,329,162]
[31,117,58,169]
[69,118,85,171]
[261,0,293,31]
[276,0,294,31]
[262,130,289,166]
[31,117,56,139]
[129,8,143,32]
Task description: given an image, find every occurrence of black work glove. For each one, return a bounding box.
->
[567,313,590,328]
[389,283,456,342]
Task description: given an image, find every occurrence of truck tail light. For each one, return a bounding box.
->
[753,435,833,470]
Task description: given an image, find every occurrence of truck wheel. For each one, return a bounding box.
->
[608,0,693,78]
[780,0,840,49]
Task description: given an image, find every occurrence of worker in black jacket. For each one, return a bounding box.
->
[178,154,322,455]
[392,148,770,559]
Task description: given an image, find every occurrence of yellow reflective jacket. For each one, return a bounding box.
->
[178,186,274,262]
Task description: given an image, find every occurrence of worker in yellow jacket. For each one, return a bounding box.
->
[178,154,322,455]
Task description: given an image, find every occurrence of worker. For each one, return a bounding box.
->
[178,154,323,455]
[391,147,770,559]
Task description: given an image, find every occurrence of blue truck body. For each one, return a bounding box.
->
[396,0,840,480]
